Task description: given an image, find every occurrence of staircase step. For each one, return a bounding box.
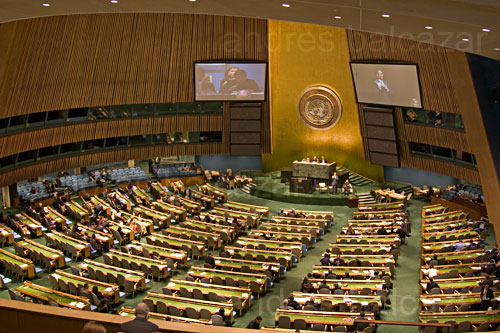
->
[356,192,377,205]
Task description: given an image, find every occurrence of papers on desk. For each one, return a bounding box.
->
[125,274,132,278]
[256,279,263,283]
[70,301,86,308]
[423,246,431,249]
[294,297,309,303]
[52,273,61,279]
[200,272,206,275]
[472,267,481,270]
[312,270,319,274]
[421,298,439,304]
[215,260,221,264]
[352,270,359,273]
[168,282,176,287]
[385,258,392,262]
[242,293,249,298]
[376,284,383,289]
[104,287,113,292]
[343,298,352,303]
[20,264,28,268]
[361,302,369,306]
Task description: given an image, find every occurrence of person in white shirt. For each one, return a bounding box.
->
[424,265,439,278]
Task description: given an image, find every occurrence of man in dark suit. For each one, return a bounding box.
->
[205,252,216,268]
[480,283,494,310]
[331,172,339,194]
[374,70,392,104]
[246,316,262,329]
[425,278,440,293]
[377,226,388,235]
[320,253,331,266]
[119,302,158,333]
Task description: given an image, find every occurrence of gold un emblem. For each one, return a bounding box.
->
[298,86,342,130]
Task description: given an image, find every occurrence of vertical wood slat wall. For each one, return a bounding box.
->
[347,30,480,184]
[0,13,271,184]
[393,110,480,184]
[0,13,269,115]
[0,143,223,186]
[0,115,223,157]
[347,31,459,114]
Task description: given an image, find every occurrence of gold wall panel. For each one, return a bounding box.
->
[263,20,382,181]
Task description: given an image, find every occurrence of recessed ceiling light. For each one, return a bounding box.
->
[334,16,342,19]
[42,3,50,6]
[425,26,433,30]
[382,14,391,18]
[482,28,491,32]
[188,0,197,2]
[494,48,499,51]
[110,0,118,2]
[282,3,290,7]
[462,38,470,41]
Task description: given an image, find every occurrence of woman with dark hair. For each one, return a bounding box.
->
[219,66,239,94]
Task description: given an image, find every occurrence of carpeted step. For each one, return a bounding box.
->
[356,192,377,205]
[337,166,376,187]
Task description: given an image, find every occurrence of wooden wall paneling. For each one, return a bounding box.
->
[393,105,479,183]
[356,105,371,160]
[0,115,222,157]
[347,31,459,114]
[222,102,231,154]
[393,108,470,152]
[0,22,17,105]
[260,102,271,153]
[347,30,480,183]
[402,124,470,152]
[0,14,268,116]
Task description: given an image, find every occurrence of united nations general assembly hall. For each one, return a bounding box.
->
[0,1,499,332]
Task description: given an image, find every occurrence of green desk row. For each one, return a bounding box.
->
[420,311,500,324]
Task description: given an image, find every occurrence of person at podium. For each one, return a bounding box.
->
[312,156,319,163]
[331,172,339,194]
[320,156,327,163]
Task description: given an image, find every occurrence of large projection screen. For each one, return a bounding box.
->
[350,62,422,108]
[194,62,267,101]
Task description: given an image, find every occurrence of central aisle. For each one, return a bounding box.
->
[227,190,426,332]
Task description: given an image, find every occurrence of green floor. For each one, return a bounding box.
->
[0,185,496,332]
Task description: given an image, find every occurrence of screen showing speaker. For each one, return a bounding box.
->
[194,62,267,101]
[350,62,422,108]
